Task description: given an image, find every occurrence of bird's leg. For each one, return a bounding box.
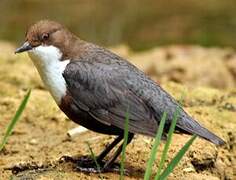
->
[75,133,134,173]
[101,133,134,172]
[74,134,123,173]
[96,134,124,163]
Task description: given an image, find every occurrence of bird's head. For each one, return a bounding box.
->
[15,20,77,67]
[15,20,69,54]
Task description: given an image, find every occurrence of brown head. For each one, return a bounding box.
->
[15,20,77,57]
[15,20,80,104]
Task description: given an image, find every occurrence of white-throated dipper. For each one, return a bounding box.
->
[15,20,225,172]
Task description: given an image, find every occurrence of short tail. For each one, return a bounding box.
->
[176,116,225,146]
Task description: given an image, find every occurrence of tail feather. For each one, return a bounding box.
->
[176,116,225,146]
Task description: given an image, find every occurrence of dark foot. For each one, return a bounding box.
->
[59,155,121,173]
[75,155,121,173]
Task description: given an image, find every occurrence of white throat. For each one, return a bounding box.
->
[28,45,69,104]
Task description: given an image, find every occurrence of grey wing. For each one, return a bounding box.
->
[63,49,225,145]
[63,60,158,136]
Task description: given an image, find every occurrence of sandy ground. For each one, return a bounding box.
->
[0,42,235,179]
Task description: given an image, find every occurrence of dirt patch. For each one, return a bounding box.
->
[0,43,235,179]
[125,45,236,89]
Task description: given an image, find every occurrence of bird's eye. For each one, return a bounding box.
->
[42,33,49,41]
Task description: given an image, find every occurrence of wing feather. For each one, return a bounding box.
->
[63,60,158,136]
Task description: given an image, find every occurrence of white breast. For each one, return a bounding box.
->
[28,45,70,104]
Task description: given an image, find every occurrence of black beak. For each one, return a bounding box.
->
[15,41,33,54]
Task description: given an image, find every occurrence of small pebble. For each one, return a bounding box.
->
[29,139,38,145]
[183,166,195,172]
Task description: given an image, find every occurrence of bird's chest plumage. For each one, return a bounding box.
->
[28,45,70,104]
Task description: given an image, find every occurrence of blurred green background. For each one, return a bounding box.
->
[1,0,236,51]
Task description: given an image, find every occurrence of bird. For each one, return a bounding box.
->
[15,20,225,172]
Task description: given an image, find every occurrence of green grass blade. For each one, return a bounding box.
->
[155,106,180,179]
[143,112,167,180]
[158,135,197,179]
[0,89,31,151]
[120,106,130,180]
[85,141,103,180]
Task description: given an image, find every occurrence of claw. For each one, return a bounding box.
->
[73,156,121,173]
